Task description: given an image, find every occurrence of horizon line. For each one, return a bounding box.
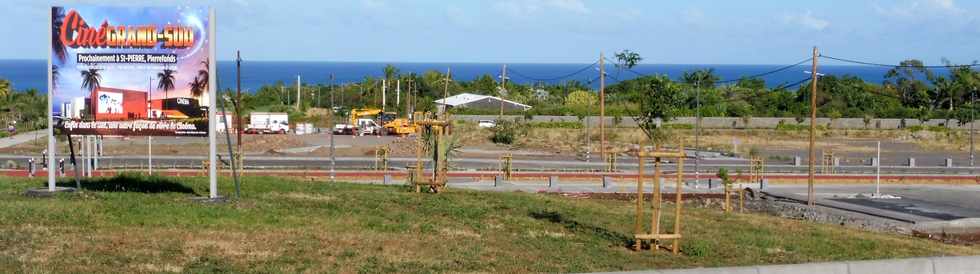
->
[0,58,875,67]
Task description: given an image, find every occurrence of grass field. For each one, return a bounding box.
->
[1,175,977,273]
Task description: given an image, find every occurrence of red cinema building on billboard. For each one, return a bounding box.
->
[90,87,148,121]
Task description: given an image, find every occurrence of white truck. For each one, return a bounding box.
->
[245,112,290,134]
[334,118,381,136]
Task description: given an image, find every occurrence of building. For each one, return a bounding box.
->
[149,97,207,119]
[434,93,532,113]
[215,112,235,133]
[90,87,147,121]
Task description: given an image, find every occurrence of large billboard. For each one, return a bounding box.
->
[51,6,212,136]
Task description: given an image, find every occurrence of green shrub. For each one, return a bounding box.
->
[490,119,527,144]
[529,121,583,129]
[664,124,693,130]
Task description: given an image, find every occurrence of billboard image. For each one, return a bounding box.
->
[51,6,212,136]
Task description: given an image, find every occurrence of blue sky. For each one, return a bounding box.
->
[3,0,979,64]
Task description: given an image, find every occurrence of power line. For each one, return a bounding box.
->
[506,61,599,82]
[820,55,980,69]
[608,57,813,84]
[716,58,813,84]
[775,77,813,89]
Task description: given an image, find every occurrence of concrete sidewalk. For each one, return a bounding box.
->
[595,255,980,274]
[0,130,43,148]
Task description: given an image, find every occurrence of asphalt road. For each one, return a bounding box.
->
[2,154,979,175]
[761,184,980,223]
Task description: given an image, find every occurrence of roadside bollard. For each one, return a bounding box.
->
[602,176,613,188]
[58,158,65,176]
[946,158,953,168]
[908,158,916,167]
[548,176,559,189]
[794,156,801,167]
[494,175,503,187]
[28,158,35,178]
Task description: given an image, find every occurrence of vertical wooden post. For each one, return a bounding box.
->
[651,144,662,252]
[673,144,684,254]
[808,46,819,206]
[634,153,645,251]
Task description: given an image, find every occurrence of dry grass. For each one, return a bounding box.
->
[1,175,977,273]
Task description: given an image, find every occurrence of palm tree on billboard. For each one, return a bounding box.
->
[189,76,204,98]
[80,68,101,117]
[157,68,176,109]
[51,7,67,64]
[197,59,209,102]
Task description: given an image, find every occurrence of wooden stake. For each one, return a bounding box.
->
[634,153,645,251]
[808,46,819,206]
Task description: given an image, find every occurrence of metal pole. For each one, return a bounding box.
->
[207,9,218,199]
[695,81,701,188]
[296,75,302,110]
[971,90,975,167]
[807,46,819,206]
[330,75,336,182]
[236,51,243,160]
[599,53,606,162]
[219,95,241,198]
[148,136,152,175]
[47,16,55,191]
[382,79,387,113]
[876,140,881,197]
[500,64,506,118]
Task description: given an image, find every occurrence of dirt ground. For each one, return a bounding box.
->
[2,124,973,163]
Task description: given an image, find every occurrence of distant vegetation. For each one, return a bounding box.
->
[3,52,979,133]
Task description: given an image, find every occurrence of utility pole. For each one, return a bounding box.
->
[147,75,153,175]
[695,80,701,188]
[599,52,606,162]
[807,46,819,207]
[382,79,387,113]
[296,75,302,110]
[236,51,243,162]
[443,68,451,117]
[500,64,507,118]
[971,90,976,167]
[396,79,401,112]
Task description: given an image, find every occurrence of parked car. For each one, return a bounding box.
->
[478,120,496,128]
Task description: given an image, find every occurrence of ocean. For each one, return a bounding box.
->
[0,59,899,93]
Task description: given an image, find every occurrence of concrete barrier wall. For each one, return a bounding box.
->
[598,256,980,274]
[455,115,979,130]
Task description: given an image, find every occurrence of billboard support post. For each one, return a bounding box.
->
[47,29,55,191]
[208,8,218,199]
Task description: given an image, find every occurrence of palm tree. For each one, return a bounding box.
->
[383,64,399,108]
[51,7,67,63]
[198,58,209,93]
[80,68,101,93]
[885,59,932,108]
[0,79,11,102]
[188,76,204,98]
[157,69,176,107]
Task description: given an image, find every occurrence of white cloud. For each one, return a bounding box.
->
[494,0,591,17]
[548,0,590,14]
[783,11,829,31]
[683,8,705,26]
[875,0,965,17]
[362,0,386,10]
